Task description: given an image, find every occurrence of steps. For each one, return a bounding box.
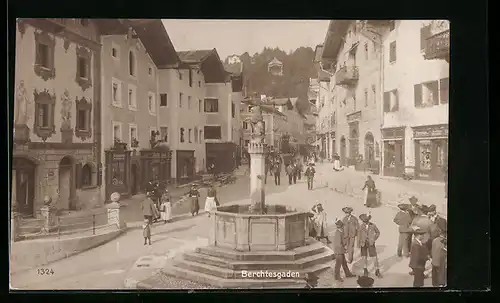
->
[161,238,334,289]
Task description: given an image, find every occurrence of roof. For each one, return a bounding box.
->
[177,49,227,83]
[265,97,292,106]
[224,62,243,75]
[241,98,286,117]
[321,20,352,62]
[268,57,283,67]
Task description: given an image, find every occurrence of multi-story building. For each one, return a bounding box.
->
[100,19,178,200]
[12,18,121,216]
[321,20,382,172]
[367,20,449,181]
[225,61,245,166]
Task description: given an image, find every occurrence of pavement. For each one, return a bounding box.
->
[10,163,447,290]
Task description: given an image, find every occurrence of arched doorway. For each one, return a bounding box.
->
[349,128,359,165]
[12,157,36,217]
[59,156,76,210]
[364,132,375,165]
[131,163,139,195]
[340,136,347,166]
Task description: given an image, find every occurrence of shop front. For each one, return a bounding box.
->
[206,142,237,173]
[104,149,131,201]
[140,148,172,187]
[176,150,196,185]
[413,124,448,181]
[382,127,405,177]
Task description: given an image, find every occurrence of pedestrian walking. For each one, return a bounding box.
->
[273,160,281,185]
[205,185,219,217]
[292,162,298,184]
[160,190,172,224]
[188,185,200,216]
[331,220,355,282]
[361,176,378,208]
[305,163,316,190]
[431,228,447,287]
[333,153,343,171]
[296,160,303,180]
[358,214,382,278]
[141,191,159,226]
[409,226,430,287]
[341,207,359,264]
[408,196,421,219]
[312,203,331,244]
[286,163,295,185]
[393,203,413,257]
[142,218,152,245]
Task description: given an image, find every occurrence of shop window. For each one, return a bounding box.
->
[179,92,183,108]
[180,128,185,143]
[188,129,192,143]
[160,93,168,107]
[34,31,55,81]
[414,81,439,107]
[204,98,219,113]
[204,126,222,140]
[419,142,432,170]
[33,89,55,141]
[75,97,92,140]
[160,127,168,142]
[384,142,396,168]
[81,163,93,187]
[383,89,399,112]
[389,41,396,63]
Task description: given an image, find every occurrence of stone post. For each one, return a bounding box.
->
[40,205,58,233]
[106,192,126,229]
[248,142,267,213]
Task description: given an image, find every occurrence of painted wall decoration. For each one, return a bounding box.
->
[60,90,72,130]
[15,80,33,125]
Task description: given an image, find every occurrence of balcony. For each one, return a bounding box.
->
[335,66,359,86]
[424,29,450,62]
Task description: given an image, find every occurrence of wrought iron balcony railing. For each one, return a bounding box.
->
[424,29,450,62]
[335,66,359,86]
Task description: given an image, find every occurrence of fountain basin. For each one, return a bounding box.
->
[209,204,308,252]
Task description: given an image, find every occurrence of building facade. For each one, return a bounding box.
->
[321,20,382,171]
[376,20,449,180]
[12,18,117,216]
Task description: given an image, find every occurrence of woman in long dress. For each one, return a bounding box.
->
[160,190,172,223]
[312,203,331,243]
[188,185,200,216]
[362,176,377,208]
[204,185,219,217]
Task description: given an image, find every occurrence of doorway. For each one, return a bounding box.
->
[364,132,375,169]
[384,140,404,177]
[340,136,347,166]
[12,158,36,217]
[59,156,76,210]
[131,163,139,195]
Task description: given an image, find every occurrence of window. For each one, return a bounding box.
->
[112,78,122,107]
[179,93,183,108]
[383,89,399,112]
[77,57,89,79]
[112,47,118,58]
[33,89,55,140]
[389,41,396,63]
[160,93,168,107]
[243,121,248,129]
[232,103,235,118]
[189,69,193,87]
[204,126,222,139]
[389,20,396,31]
[75,46,92,90]
[129,50,136,77]
[198,81,201,87]
[37,43,50,68]
[440,78,449,104]
[180,128,185,143]
[179,71,183,80]
[38,104,50,127]
[160,127,168,142]
[245,140,250,147]
[204,98,219,112]
[420,25,432,51]
[129,124,138,147]
[188,96,192,109]
[188,129,192,143]
[148,93,156,114]
[364,43,369,60]
[414,81,439,107]
[112,121,122,142]
[81,164,93,187]
[128,84,137,110]
[76,109,88,131]
[148,66,153,76]
[199,130,203,142]
[364,88,368,107]
[34,31,55,81]
[198,99,202,112]
[194,127,198,143]
[371,85,376,104]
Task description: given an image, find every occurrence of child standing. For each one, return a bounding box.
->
[143,218,151,245]
[160,190,172,224]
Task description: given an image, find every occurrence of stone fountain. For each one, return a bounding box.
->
[162,101,334,288]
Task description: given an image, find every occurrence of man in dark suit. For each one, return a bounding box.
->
[393,203,413,257]
[358,214,382,278]
[409,226,430,287]
[341,207,359,263]
[331,220,355,282]
[431,228,447,287]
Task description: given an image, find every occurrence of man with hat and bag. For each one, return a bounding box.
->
[431,227,447,287]
[331,219,356,282]
[409,226,430,287]
[358,213,382,278]
[408,205,433,276]
[341,206,359,264]
[393,203,413,257]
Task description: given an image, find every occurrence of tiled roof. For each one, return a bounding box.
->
[177,49,227,83]
[224,62,243,75]
[177,49,215,63]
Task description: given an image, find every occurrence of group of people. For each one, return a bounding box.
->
[393,196,448,287]
[186,184,220,218]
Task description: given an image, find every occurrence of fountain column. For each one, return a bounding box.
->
[248,141,266,213]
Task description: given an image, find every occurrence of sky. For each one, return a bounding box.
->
[161,20,330,60]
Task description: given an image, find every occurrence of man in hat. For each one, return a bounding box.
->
[358,214,382,278]
[331,219,356,282]
[141,191,159,226]
[408,196,420,219]
[304,163,316,190]
[393,203,413,257]
[341,206,359,263]
[431,228,447,287]
[273,159,281,186]
[408,205,433,275]
[409,226,430,287]
[428,204,447,243]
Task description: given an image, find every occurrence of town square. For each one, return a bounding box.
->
[10,19,449,290]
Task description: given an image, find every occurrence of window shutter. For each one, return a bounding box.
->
[414,84,422,107]
[383,92,390,112]
[431,81,439,105]
[393,90,399,111]
[440,78,449,103]
[75,162,82,189]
